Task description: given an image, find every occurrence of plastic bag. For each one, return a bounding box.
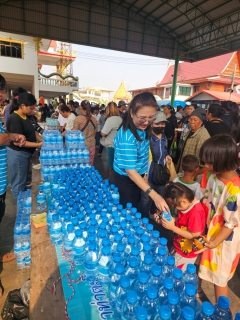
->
[20,280,30,307]
[1,289,29,320]
[169,141,177,159]
[166,161,177,181]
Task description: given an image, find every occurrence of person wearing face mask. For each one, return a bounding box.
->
[140,112,172,218]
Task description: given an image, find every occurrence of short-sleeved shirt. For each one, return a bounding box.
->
[174,201,206,258]
[93,113,101,132]
[173,177,203,200]
[113,127,149,176]
[58,113,67,127]
[0,123,8,195]
[65,113,76,131]
[7,112,36,154]
[100,116,122,148]
[204,120,230,137]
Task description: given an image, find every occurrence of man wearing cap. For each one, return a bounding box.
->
[140,111,172,218]
[177,108,210,173]
[118,100,127,118]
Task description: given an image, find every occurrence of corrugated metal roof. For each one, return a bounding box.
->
[186,90,240,103]
[0,0,240,61]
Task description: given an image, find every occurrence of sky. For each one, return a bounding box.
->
[42,43,170,94]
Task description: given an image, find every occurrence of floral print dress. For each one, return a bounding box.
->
[199,172,240,287]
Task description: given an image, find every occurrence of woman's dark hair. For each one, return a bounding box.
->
[191,103,198,110]
[60,105,70,113]
[177,106,183,112]
[11,92,36,112]
[163,104,175,115]
[9,87,27,113]
[0,74,7,91]
[81,100,92,120]
[164,182,194,202]
[199,134,239,172]
[221,101,240,142]
[207,104,224,118]
[122,92,158,141]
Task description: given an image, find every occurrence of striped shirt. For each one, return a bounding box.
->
[0,123,8,195]
[113,127,149,176]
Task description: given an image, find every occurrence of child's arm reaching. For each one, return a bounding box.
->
[161,217,201,240]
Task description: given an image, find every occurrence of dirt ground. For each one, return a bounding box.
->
[0,148,239,318]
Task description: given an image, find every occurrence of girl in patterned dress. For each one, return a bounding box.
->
[197,134,240,301]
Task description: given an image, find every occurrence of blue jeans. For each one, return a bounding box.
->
[140,181,166,218]
[7,148,31,202]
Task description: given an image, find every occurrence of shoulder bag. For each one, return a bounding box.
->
[150,141,170,185]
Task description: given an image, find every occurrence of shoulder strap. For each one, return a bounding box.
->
[80,120,89,132]
[150,139,157,162]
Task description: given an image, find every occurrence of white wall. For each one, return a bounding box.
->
[0,31,39,100]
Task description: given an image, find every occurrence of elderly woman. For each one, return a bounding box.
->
[177,108,210,173]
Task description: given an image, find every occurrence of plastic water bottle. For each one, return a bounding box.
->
[162,255,175,277]
[135,306,148,320]
[116,243,127,264]
[214,296,233,320]
[121,290,138,320]
[112,187,120,207]
[63,224,75,259]
[155,247,168,267]
[146,223,153,237]
[158,237,169,255]
[164,292,181,320]
[111,233,122,253]
[180,284,198,310]
[155,305,172,320]
[115,276,131,315]
[132,272,149,302]
[109,252,122,276]
[84,241,99,274]
[148,265,164,290]
[140,253,153,275]
[150,230,160,254]
[47,204,56,231]
[72,229,86,265]
[125,257,140,285]
[127,245,140,266]
[109,263,125,301]
[140,242,152,262]
[197,301,214,320]
[161,211,172,221]
[183,264,198,287]
[50,214,62,245]
[98,246,112,283]
[173,268,185,294]
[235,314,240,320]
[125,202,132,215]
[180,306,195,320]
[36,186,47,211]
[125,236,136,255]
[158,278,174,305]
[142,286,161,320]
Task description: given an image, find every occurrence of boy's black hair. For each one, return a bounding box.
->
[60,105,70,113]
[164,182,194,202]
[199,134,239,172]
[182,154,199,172]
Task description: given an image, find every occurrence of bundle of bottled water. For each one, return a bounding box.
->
[42,130,63,150]
[46,118,58,130]
[65,130,85,149]
[14,190,31,269]
[44,166,239,320]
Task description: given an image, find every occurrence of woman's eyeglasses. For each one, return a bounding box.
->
[135,114,156,124]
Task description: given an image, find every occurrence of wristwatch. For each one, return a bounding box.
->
[145,187,153,195]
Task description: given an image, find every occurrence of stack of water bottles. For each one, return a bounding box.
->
[44,165,239,320]
[14,190,31,269]
[45,118,58,130]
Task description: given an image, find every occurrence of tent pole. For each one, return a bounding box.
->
[170,55,179,107]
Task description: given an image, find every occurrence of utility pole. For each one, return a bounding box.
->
[229,64,236,100]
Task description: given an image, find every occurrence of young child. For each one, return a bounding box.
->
[155,182,206,271]
[173,154,203,200]
[197,134,240,301]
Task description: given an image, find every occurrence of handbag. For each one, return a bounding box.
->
[150,141,170,185]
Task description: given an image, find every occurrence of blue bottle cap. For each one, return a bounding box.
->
[102,246,110,255]
[182,306,195,320]
[114,216,120,223]
[135,212,141,219]
[112,252,121,263]
[136,227,144,235]
[72,217,79,226]
[38,185,43,190]
[120,221,127,229]
[151,265,161,277]
[143,242,151,252]
[128,236,136,244]
[141,234,149,243]
[159,305,171,320]
[124,228,131,237]
[167,255,175,265]
[49,204,55,210]
[235,313,240,320]
[135,306,147,320]
[126,290,137,303]
[159,237,168,246]
[121,209,127,216]
[52,214,58,221]
[64,213,71,221]
[218,296,230,310]
[126,203,132,208]
[186,263,196,274]
[163,278,174,290]
[185,284,197,296]
[158,247,167,256]
[88,226,96,234]
[114,233,122,242]
[99,230,107,238]
[132,220,139,228]
[142,217,149,225]
[144,253,153,265]
[139,272,149,284]
[146,285,158,299]
[167,292,179,305]
[89,241,97,250]
[117,204,123,210]
[80,221,87,229]
[129,257,139,268]
[152,230,160,238]
[131,246,140,255]
[173,268,183,279]
[75,229,82,237]
[147,223,153,231]
[120,276,130,289]
[102,237,110,247]
[116,243,125,252]
[202,301,214,316]
[67,224,74,232]
[111,225,118,233]
[99,222,107,230]
[126,215,132,222]
[131,208,137,214]
[88,234,96,242]
[115,263,125,275]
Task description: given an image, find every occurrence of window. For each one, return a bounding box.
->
[0,40,22,58]
[178,86,191,95]
[193,85,200,93]
[165,87,172,98]
[224,86,230,92]
[159,90,163,96]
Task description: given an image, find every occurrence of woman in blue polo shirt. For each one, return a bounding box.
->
[112,92,169,211]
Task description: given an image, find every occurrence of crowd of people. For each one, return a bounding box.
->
[0,73,240,303]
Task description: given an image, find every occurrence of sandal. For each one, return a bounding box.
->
[0,251,15,263]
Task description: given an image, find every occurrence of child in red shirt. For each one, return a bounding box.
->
[155,182,206,271]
